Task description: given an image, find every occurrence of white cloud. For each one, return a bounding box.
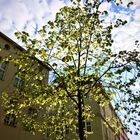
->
[112,20,140,52]
[99,1,111,12]
[0,0,140,53]
[108,2,140,52]
[115,0,140,10]
[0,17,13,31]
[134,8,140,21]
[0,0,30,30]
[0,0,65,38]
[49,0,65,16]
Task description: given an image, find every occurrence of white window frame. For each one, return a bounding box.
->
[0,62,7,80]
[4,113,16,127]
[14,75,24,88]
[45,128,50,139]
[76,121,92,134]
[65,125,69,134]
[86,121,92,132]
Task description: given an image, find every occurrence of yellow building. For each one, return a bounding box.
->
[0,32,128,140]
[60,97,129,140]
[0,32,50,140]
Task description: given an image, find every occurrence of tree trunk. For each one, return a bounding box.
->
[78,89,84,140]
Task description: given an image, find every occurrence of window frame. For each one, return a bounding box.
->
[4,113,16,127]
[65,125,69,135]
[14,75,24,89]
[86,121,92,132]
[45,128,50,138]
[28,107,38,119]
[0,62,7,80]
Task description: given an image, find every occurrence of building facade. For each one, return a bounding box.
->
[0,32,128,140]
[0,32,50,140]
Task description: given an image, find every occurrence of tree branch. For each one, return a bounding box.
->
[83,33,92,75]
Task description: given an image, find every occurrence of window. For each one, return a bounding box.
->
[14,76,24,88]
[10,98,18,105]
[28,107,38,119]
[0,62,7,80]
[65,125,69,134]
[45,128,50,138]
[4,44,10,50]
[105,128,108,140]
[22,108,37,133]
[86,122,92,132]
[76,121,92,133]
[4,113,16,127]
[102,107,106,118]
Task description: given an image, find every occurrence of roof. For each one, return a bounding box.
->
[0,32,51,71]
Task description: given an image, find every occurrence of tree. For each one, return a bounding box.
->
[2,0,140,140]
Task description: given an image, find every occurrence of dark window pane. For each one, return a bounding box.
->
[4,113,16,127]
[0,70,4,80]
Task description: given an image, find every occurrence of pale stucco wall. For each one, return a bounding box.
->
[0,34,48,140]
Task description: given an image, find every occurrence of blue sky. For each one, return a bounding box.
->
[0,0,140,52]
[0,0,140,139]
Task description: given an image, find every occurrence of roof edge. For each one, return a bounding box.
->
[0,32,51,71]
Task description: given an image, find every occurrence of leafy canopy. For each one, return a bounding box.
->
[2,0,140,139]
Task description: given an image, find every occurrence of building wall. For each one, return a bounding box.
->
[0,33,49,140]
[100,104,129,140]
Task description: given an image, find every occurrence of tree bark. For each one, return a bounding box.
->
[78,89,84,140]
